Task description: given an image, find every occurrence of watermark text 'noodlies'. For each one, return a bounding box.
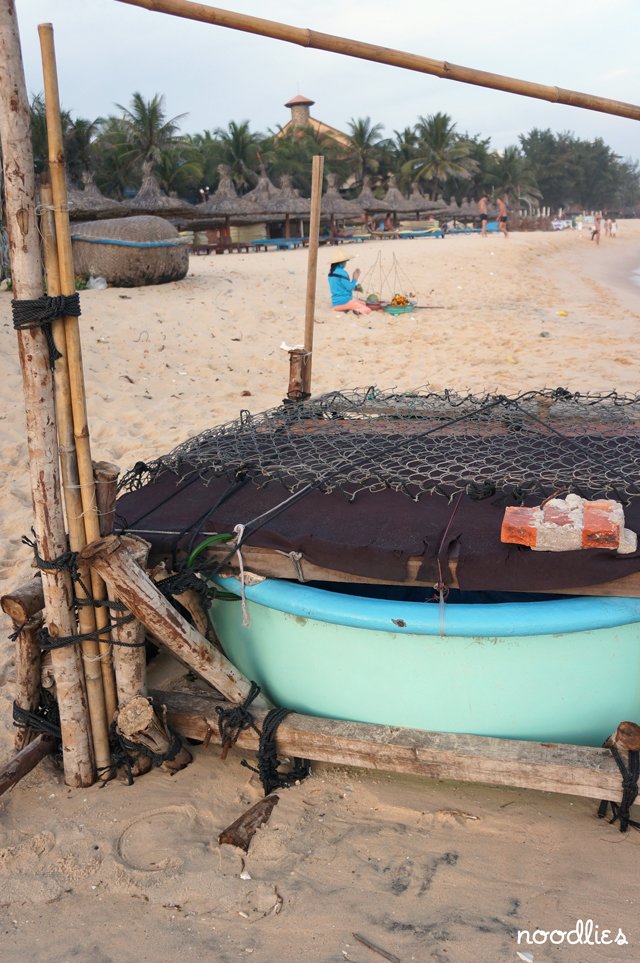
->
[517,918,628,947]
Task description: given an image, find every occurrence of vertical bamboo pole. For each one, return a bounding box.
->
[301,154,324,396]
[0,0,94,786]
[39,184,112,770]
[38,24,118,731]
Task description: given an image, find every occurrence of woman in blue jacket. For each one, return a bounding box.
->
[327,256,372,314]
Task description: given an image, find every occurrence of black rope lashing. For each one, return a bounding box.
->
[13,692,61,742]
[22,532,80,583]
[99,721,183,786]
[216,681,262,759]
[12,293,81,369]
[241,706,311,796]
[37,613,139,651]
[598,747,640,832]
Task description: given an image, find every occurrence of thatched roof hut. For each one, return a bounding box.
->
[459,197,480,219]
[379,174,416,215]
[353,176,387,215]
[67,172,124,221]
[71,215,189,287]
[321,172,362,230]
[240,164,284,217]
[406,182,437,215]
[197,164,246,217]
[128,159,195,218]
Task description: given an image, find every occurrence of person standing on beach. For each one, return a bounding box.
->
[497,196,509,238]
[610,218,618,238]
[479,194,489,237]
[591,212,601,245]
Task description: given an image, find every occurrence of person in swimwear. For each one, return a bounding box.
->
[478,193,489,237]
[497,196,509,238]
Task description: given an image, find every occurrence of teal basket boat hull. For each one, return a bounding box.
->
[209,577,640,746]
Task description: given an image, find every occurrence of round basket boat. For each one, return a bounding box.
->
[209,577,640,746]
[71,215,189,287]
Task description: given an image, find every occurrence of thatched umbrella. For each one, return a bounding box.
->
[67,171,124,221]
[379,173,416,223]
[406,182,438,217]
[353,175,387,222]
[196,164,247,235]
[272,174,310,238]
[321,172,362,234]
[239,164,284,217]
[128,158,195,220]
[458,197,479,223]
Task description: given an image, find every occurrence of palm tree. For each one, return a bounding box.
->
[115,92,187,168]
[489,146,541,210]
[213,120,263,192]
[405,112,477,197]
[65,116,104,183]
[347,116,385,187]
[30,92,72,174]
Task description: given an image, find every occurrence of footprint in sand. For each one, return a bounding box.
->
[116,804,214,872]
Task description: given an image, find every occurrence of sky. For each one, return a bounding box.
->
[14,0,640,162]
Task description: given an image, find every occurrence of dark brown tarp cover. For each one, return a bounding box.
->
[116,471,640,591]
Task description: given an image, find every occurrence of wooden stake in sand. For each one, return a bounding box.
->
[301,154,324,397]
[110,536,152,706]
[116,695,192,775]
[116,0,640,122]
[0,2,94,787]
[1,581,45,751]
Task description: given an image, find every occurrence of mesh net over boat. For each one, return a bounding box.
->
[120,387,640,504]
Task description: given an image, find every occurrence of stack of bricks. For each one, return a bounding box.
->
[501,494,637,553]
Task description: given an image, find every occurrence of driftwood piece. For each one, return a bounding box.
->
[1,580,45,750]
[219,795,279,852]
[0,734,57,797]
[116,695,191,774]
[154,689,640,809]
[111,536,152,705]
[0,4,94,787]
[82,536,267,706]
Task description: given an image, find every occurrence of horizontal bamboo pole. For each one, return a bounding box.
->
[116,0,640,122]
[155,688,638,809]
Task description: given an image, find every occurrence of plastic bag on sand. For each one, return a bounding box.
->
[86,276,108,290]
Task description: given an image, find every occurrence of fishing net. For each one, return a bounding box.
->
[120,387,640,504]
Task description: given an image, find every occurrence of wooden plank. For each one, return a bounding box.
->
[82,535,270,706]
[153,688,636,807]
[200,543,640,598]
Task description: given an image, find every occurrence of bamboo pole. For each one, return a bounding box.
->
[111,536,151,705]
[0,1,93,786]
[39,183,112,771]
[38,25,118,733]
[301,154,323,397]
[116,0,640,122]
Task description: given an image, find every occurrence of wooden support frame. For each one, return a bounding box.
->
[155,688,637,809]
[200,543,640,598]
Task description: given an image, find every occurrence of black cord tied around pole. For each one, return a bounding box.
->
[597,746,640,832]
[216,681,262,759]
[12,292,81,369]
[241,706,311,796]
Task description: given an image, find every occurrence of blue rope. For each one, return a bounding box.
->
[70,236,188,249]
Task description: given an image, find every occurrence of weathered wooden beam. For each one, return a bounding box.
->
[0,734,56,797]
[82,536,270,706]
[154,688,637,808]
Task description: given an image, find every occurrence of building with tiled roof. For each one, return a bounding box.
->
[278,94,351,149]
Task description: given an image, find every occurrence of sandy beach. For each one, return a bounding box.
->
[1,224,639,962]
